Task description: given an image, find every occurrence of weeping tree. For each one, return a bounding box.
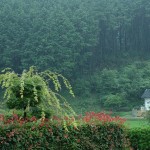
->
[0,66,75,119]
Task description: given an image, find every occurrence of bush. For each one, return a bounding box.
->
[0,66,75,118]
[146,110,150,123]
[0,123,128,150]
[0,112,128,150]
[30,107,52,118]
[127,127,150,150]
[102,94,126,111]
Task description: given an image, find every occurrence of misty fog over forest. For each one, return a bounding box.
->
[0,0,150,112]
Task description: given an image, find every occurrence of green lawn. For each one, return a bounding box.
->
[125,118,149,128]
[112,111,149,128]
[113,111,132,117]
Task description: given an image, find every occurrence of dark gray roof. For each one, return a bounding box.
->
[141,89,150,98]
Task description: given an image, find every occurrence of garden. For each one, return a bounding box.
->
[0,67,150,150]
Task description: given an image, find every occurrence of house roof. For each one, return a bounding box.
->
[141,89,150,98]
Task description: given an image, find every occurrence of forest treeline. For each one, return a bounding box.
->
[0,0,150,108]
[74,61,150,110]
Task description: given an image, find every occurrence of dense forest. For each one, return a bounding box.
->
[0,0,150,111]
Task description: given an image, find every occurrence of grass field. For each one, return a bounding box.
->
[125,118,149,128]
[113,111,149,128]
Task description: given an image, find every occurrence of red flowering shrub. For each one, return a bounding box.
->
[0,112,130,150]
[80,111,126,125]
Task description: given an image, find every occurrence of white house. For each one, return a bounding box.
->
[141,89,150,111]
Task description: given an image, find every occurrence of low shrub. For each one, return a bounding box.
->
[127,127,150,150]
[0,123,127,150]
[0,112,128,150]
[145,110,150,123]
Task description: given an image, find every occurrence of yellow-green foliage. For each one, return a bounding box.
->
[0,66,75,117]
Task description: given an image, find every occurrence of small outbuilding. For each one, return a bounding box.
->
[141,89,150,110]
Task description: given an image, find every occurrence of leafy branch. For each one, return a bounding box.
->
[0,66,76,118]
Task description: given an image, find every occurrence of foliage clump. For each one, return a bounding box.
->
[128,127,150,150]
[0,112,128,150]
[102,94,126,111]
[0,66,75,118]
[145,110,150,123]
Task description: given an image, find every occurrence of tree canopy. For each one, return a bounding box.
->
[0,66,75,118]
[0,0,150,110]
[0,0,149,77]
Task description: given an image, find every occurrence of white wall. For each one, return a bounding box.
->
[145,98,150,110]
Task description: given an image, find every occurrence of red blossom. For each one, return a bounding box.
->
[0,114,4,121]
[64,134,68,139]
[81,111,126,125]
[12,114,19,121]
[39,122,45,127]
[30,116,37,122]
[64,116,69,120]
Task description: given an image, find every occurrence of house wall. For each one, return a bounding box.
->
[145,98,150,110]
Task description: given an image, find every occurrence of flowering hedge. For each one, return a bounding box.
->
[0,112,129,150]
